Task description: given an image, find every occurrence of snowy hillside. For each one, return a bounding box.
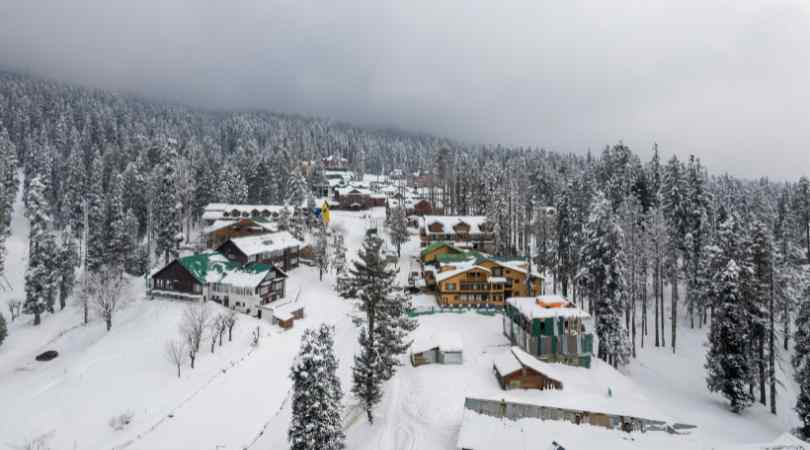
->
[0,190,803,450]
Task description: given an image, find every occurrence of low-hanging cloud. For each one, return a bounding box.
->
[1,0,809,178]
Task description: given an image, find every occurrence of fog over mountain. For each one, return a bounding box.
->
[1,0,809,177]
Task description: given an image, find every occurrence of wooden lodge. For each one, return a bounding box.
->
[503,295,593,368]
[204,217,276,249]
[493,346,564,391]
[431,258,542,309]
[332,186,386,210]
[217,231,303,271]
[201,203,289,226]
[419,216,495,253]
[149,251,288,318]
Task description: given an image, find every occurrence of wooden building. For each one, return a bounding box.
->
[493,347,564,391]
[503,295,593,368]
[263,302,305,329]
[474,257,542,298]
[217,231,303,271]
[411,199,434,216]
[420,242,466,265]
[204,217,276,249]
[418,216,495,253]
[149,251,288,318]
[435,265,506,308]
[201,203,288,226]
[333,187,387,210]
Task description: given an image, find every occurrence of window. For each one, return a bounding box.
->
[446,283,455,291]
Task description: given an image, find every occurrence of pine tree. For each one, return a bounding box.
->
[352,326,383,424]
[61,145,85,237]
[85,150,106,272]
[288,325,345,450]
[153,143,181,264]
[349,233,416,421]
[796,176,810,263]
[57,233,77,310]
[219,161,248,204]
[661,155,687,353]
[388,206,409,257]
[705,260,754,413]
[123,208,142,275]
[24,176,58,325]
[105,172,128,271]
[582,192,631,367]
[750,220,773,406]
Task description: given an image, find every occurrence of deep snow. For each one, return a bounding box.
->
[0,185,803,449]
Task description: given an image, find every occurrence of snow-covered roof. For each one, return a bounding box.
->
[413,332,463,354]
[435,265,491,283]
[457,410,692,450]
[488,276,507,284]
[266,302,303,321]
[228,231,303,257]
[493,351,523,376]
[419,215,491,233]
[204,203,288,214]
[203,219,276,235]
[481,258,543,279]
[507,296,591,320]
[509,346,567,384]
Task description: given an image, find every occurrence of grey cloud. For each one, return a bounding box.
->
[1,0,808,178]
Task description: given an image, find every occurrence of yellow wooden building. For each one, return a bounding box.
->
[434,258,543,308]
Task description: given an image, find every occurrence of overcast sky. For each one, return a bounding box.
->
[1,1,809,178]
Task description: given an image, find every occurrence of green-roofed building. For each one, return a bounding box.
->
[149,250,288,319]
[420,242,466,264]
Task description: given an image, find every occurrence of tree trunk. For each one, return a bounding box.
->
[671,271,677,354]
[654,263,659,347]
[229,325,234,342]
[34,309,41,326]
[784,299,790,352]
[189,352,196,369]
[770,266,777,414]
[660,271,665,348]
[106,316,112,332]
[83,302,88,325]
[759,335,766,405]
[177,365,181,378]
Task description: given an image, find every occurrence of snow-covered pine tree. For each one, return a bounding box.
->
[352,326,383,424]
[750,220,773,406]
[219,161,248,204]
[0,125,18,230]
[152,143,181,264]
[105,172,127,272]
[123,208,142,275]
[85,149,106,272]
[57,232,77,310]
[705,259,754,413]
[388,205,409,257]
[24,176,58,325]
[581,191,631,367]
[288,325,345,450]
[661,155,687,353]
[795,176,810,263]
[349,232,415,421]
[60,145,85,237]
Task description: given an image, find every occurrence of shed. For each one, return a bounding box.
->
[264,302,305,329]
[411,332,463,366]
[493,347,564,391]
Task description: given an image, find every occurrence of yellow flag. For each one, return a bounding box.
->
[321,201,331,225]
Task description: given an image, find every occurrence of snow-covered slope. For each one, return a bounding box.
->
[0,189,803,449]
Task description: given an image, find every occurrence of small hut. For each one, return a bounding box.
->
[411,332,463,366]
[264,302,305,329]
[493,347,564,391]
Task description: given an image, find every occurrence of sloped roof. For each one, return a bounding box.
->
[164,251,278,288]
[413,331,463,354]
[177,251,232,283]
[493,351,523,376]
[420,215,490,233]
[435,265,491,283]
[228,231,303,257]
[507,296,590,320]
[420,242,463,258]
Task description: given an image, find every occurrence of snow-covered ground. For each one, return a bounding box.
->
[0,186,803,449]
